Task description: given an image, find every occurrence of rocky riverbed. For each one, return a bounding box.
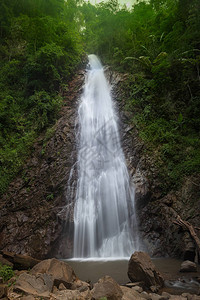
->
[0,251,200,300]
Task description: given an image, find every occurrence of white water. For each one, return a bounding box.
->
[73,54,139,258]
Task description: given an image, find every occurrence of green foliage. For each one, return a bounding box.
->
[0,264,14,282]
[46,193,54,201]
[0,0,84,194]
[120,69,200,192]
[1,0,200,196]
[28,91,62,131]
[77,0,200,192]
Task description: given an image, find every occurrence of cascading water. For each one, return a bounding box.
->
[73,54,139,258]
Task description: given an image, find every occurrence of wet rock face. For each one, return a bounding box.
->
[111,71,200,260]
[1,67,200,260]
[0,70,85,259]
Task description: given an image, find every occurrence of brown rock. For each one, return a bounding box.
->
[13,254,41,270]
[121,286,144,300]
[168,296,187,300]
[140,291,151,299]
[180,260,197,272]
[58,283,66,290]
[1,251,15,262]
[21,296,35,300]
[161,292,170,299]
[0,284,7,298]
[181,293,193,300]
[30,258,77,288]
[132,286,143,293]
[1,251,40,270]
[91,275,123,300]
[52,286,58,294]
[50,289,92,300]
[14,272,53,297]
[128,252,164,289]
[71,279,90,292]
[7,290,22,299]
[150,285,159,293]
[150,294,162,300]
[0,254,13,267]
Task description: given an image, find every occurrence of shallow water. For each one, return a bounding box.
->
[65,258,200,294]
[66,259,129,284]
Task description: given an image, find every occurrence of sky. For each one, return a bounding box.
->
[89,0,137,9]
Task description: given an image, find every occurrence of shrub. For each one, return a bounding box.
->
[0,264,14,282]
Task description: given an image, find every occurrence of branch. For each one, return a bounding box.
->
[173,215,200,256]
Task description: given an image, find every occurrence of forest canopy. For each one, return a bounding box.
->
[0,0,200,194]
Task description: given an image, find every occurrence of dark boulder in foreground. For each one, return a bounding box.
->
[0,251,40,270]
[128,251,164,289]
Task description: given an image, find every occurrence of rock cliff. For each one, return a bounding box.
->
[0,70,85,259]
[110,70,200,261]
[0,67,199,261]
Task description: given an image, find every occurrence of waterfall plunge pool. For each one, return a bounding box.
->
[64,258,200,294]
[64,258,129,284]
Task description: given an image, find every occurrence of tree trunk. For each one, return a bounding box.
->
[174,215,200,261]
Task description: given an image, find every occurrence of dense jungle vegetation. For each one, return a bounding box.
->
[0,0,200,194]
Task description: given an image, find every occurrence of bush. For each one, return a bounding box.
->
[28,91,62,131]
[0,264,14,282]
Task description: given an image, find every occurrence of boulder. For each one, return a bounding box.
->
[161,292,170,299]
[21,296,35,300]
[91,275,123,300]
[0,254,13,267]
[30,258,77,288]
[0,251,15,262]
[128,252,164,289]
[150,294,162,300]
[0,251,40,270]
[180,260,197,272]
[58,283,66,290]
[132,286,143,293]
[13,272,53,297]
[13,254,41,270]
[167,297,187,300]
[50,289,92,300]
[71,279,90,292]
[0,284,7,298]
[121,286,144,300]
[140,291,152,299]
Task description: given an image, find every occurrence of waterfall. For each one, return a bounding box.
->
[73,54,139,258]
